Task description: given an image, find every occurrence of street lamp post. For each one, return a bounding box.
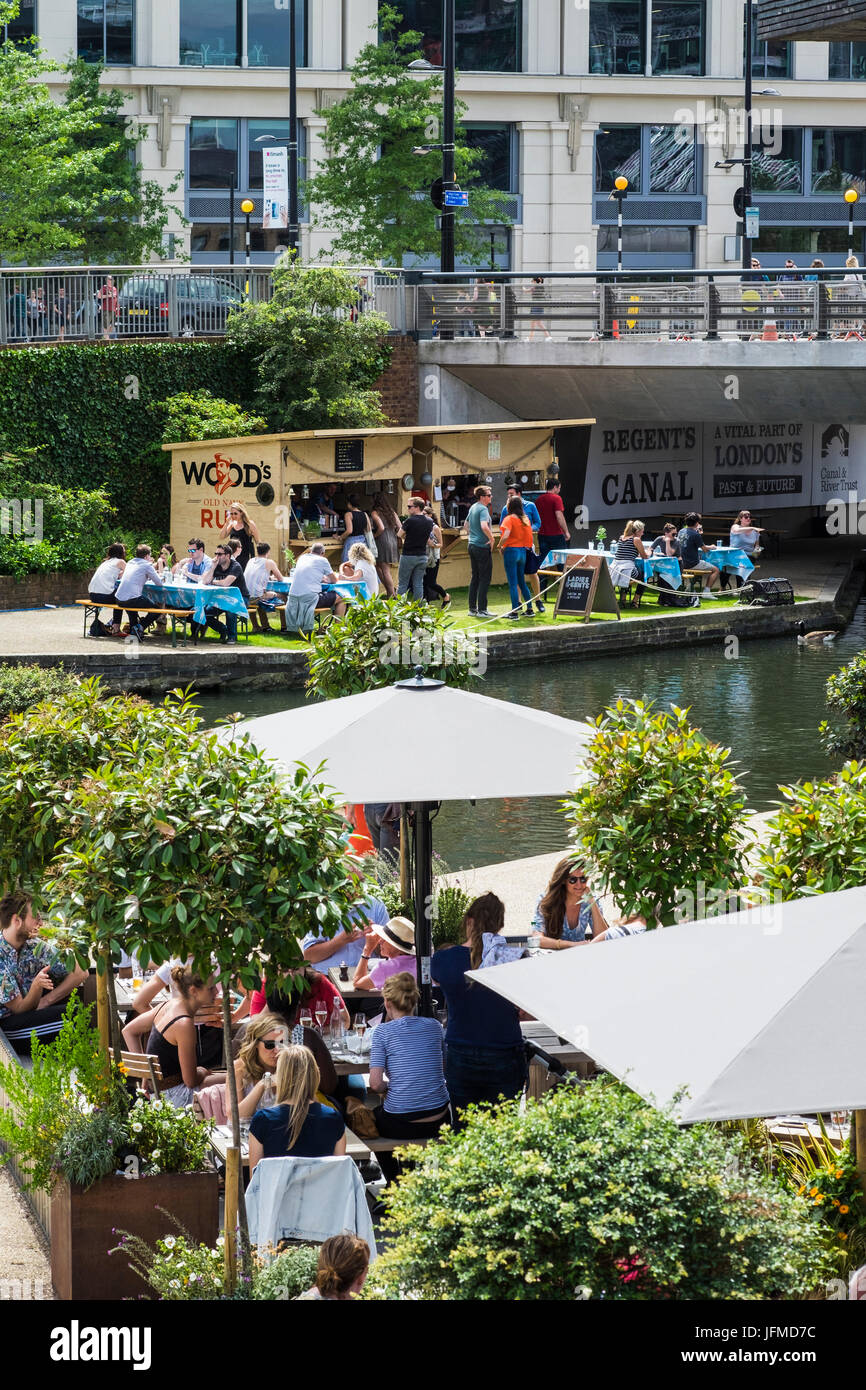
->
[742,0,755,270]
[241,199,254,299]
[288,0,299,258]
[441,0,456,277]
[613,176,629,272]
[845,188,859,260]
[229,173,236,268]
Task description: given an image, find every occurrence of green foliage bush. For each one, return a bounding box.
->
[820,651,866,762]
[565,699,749,927]
[0,664,81,721]
[754,761,866,900]
[0,342,257,532]
[366,1083,831,1301]
[158,390,267,446]
[0,457,116,576]
[111,1222,317,1300]
[306,595,480,700]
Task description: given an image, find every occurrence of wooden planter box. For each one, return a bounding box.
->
[50,1171,219,1301]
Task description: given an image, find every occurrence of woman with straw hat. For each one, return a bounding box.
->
[352,916,416,993]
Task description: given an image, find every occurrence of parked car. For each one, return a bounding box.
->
[77,274,245,336]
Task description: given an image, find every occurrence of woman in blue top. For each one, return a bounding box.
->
[369,971,450,1178]
[533,856,607,949]
[431,892,526,1124]
[248,1045,345,1174]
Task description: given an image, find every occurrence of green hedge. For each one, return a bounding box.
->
[0,342,257,532]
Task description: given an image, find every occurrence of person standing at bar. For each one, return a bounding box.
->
[535,480,570,562]
[465,484,497,619]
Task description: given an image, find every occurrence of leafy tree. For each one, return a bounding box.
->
[59,60,181,265]
[754,761,866,901]
[225,260,392,430]
[564,699,750,928]
[365,1082,830,1301]
[157,390,267,446]
[305,5,513,265]
[305,594,481,700]
[0,7,176,264]
[820,652,866,763]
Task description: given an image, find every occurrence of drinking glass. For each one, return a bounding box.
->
[315,1004,328,1033]
[831,1109,849,1129]
[300,1008,313,1030]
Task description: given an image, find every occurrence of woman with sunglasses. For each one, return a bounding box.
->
[532,857,608,949]
[729,510,764,558]
[230,1012,290,1121]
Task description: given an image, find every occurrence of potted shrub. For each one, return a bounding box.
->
[0,999,218,1301]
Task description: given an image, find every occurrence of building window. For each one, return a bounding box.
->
[189,118,239,189]
[589,2,704,76]
[248,0,307,67]
[598,225,692,254]
[595,125,642,191]
[180,0,239,66]
[754,227,853,256]
[190,225,293,255]
[749,8,789,80]
[829,43,866,81]
[248,120,307,189]
[3,0,35,45]
[750,128,802,192]
[811,129,866,197]
[78,1,134,64]
[384,1,522,73]
[649,124,696,192]
[463,123,517,192]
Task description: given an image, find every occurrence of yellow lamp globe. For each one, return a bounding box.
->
[241,199,255,215]
[844,188,859,205]
[614,176,629,192]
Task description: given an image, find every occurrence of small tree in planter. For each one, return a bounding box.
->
[820,653,866,763]
[754,761,866,901]
[49,727,362,1289]
[564,699,750,928]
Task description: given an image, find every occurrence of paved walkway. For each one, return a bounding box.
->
[0,1170,53,1299]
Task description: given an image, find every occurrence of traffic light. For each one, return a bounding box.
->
[430,178,444,210]
[733,186,746,220]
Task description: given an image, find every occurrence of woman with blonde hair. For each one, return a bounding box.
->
[613,519,648,575]
[228,1012,289,1120]
[369,971,449,1176]
[247,1045,345,1173]
[296,1234,370,1301]
[341,541,379,600]
[219,501,260,570]
[431,892,526,1120]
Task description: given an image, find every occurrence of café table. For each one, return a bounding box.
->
[209,1122,374,1171]
[521,1020,596,1098]
[269,577,365,606]
[546,547,617,569]
[142,580,250,628]
[640,553,683,591]
[701,546,756,582]
[327,965,383,1010]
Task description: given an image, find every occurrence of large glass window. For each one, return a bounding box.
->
[189,118,239,189]
[180,0,239,66]
[248,0,306,67]
[811,128,866,196]
[78,1,134,64]
[595,125,642,191]
[650,3,703,76]
[754,227,853,256]
[190,225,292,255]
[384,1,522,73]
[750,9,789,80]
[598,225,692,254]
[829,43,866,81]
[463,123,516,191]
[751,128,802,192]
[3,0,35,45]
[248,121,307,189]
[649,123,696,192]
[589,2,643,74]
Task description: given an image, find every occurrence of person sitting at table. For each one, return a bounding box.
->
[353,916,416,992]
[201,543,250,645]
[155,544,176,577]
[227,1011,289,1120]
[301,889,390,975]
[0,891,90,1055]
[650,523,682,559]
[677,512,721,599]
[613,520,649,580]
[369,971,450,1180]
[244,541,284,633]
[250,964,348,1032]
[173,538,211,583]
[140,965,220,1108]
[431,892,527,1123]
[124,959,232,1072]
[340,542,379,600]
[296,1234,370,1301]
[284,542,344,637]
[88,541,127,637]
[248,1045,346,1174]
[114,544,163,641]
[729,510,764,557]
[533,857,607,948]
[265,983,341,1103]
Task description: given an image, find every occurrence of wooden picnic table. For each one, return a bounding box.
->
[209,1122,373,1170]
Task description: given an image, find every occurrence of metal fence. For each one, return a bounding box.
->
[0,265,402,345]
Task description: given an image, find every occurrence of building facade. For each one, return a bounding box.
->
[22,1,866,270]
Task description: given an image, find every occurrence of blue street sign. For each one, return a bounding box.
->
[745,206,760,238]
[443,190,469,207]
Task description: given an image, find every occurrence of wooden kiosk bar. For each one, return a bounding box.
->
[165,419,594,592]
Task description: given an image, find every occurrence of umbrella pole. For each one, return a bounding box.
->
[399,806,412,906]
[412,800,434,1018]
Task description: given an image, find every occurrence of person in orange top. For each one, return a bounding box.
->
[497,496,535,619]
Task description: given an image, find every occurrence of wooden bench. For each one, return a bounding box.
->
[278,604,335,637]
[76,599,194,648]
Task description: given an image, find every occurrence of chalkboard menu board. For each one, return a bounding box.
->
[556,565,594,616]
[335,438,364,473]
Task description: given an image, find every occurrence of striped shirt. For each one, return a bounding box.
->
[369,1016,448,1115]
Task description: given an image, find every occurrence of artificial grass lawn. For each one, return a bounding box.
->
[192,583,808,651]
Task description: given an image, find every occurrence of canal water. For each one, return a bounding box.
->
[198,602,866,872]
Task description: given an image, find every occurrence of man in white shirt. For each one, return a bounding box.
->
[114,544,162,640]
[284,543,344,637]
[244,542,284,633]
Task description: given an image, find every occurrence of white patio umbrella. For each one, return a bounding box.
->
[466,887,866,1124]
[220,673,594,1012]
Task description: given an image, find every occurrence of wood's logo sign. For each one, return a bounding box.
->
[212,453,234,495]
[180,456,272,491]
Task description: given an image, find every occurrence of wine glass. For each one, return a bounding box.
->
[300,1008,313,1031]
[353,1013,367,1050]
[315,1003,328,1033]
[831,1108,849,1130]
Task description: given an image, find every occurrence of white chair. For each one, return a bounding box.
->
[245,1156,376,1256]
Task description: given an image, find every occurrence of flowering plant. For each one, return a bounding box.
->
[125,1095,212,1177]
[776,1132,866,1275]
[111,1216,318,1301]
